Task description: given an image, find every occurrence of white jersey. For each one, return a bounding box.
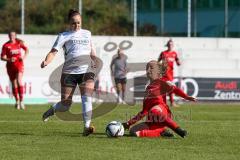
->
[52,29,93,74]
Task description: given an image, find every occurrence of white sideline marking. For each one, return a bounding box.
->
[0,120,238,123]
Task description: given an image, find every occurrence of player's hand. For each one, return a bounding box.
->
[187,96,197,102]
[19,57,24,62]
[10,57,16,62]
[122,122,130,130]
[40,61,47,68]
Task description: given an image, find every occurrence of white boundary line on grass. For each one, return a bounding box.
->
[0,120,239,123]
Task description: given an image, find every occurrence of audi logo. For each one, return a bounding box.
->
[173,78,199,97]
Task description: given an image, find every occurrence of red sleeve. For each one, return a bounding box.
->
[160,80,174,95]
[1,44,7,58]
[175,52,180,65]
[127,109,148,126]
[20,43,28,51]
[172,86,189,99]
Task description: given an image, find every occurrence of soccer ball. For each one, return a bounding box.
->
[106,121,124,137]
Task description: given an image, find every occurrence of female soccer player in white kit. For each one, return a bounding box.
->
[40,9,97,136]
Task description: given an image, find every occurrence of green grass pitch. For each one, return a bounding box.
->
[0,103,239,160]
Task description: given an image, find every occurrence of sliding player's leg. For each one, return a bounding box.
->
[129,122,165,137]
[150,105,187,138]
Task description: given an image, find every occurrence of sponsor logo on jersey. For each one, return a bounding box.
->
[71,39,90,45]
[11,49,20,55]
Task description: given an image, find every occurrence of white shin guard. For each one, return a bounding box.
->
[81,95,92,128]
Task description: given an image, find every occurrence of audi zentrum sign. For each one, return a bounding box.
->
[134,77,240,101]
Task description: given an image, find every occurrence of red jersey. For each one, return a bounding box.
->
[159,50,179,81]
[127,78,188,126]
[1,40,27,69]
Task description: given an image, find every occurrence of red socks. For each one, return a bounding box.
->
[137,128,165,137]
[18,86,24,101]
[12,87,19,101]
[12,86,24,102]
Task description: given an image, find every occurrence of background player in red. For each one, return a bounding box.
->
[1,31,29,110]
[158,39,181,107]
[122,60,196,138]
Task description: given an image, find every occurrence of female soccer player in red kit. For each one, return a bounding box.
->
[122,60,196,138]
[1,31,29,110]
[158,39,180,107]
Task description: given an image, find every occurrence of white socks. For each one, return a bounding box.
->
[52,97,92,128]
[81,95,92,128]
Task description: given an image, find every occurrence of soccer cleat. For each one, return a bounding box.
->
[174,127,187,138]
[82,125,95,136]
[20,102,25,110]
[160,130,174,138]
[42,107,55,122]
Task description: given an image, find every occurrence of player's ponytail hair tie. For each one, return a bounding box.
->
[68,9,81,21]
[158,59,168,76]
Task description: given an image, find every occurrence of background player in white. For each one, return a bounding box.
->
[40,9,97,136]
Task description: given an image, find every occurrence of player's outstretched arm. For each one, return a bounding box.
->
[172,86,197,102]
[122,110,147,130]
[186,96,197,102]
[40,49,57,68]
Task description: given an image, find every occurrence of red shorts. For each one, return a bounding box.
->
[7,64,24,81]
[133,105,176,137]
[164,70,174,81]
[146,104,172,125]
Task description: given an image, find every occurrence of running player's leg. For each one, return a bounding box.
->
[7,68,20,109]
[121,78,127,103]
[17,71,25,109]
[79,73,95,136]
[115,78,122,103]
[42,74,77,121]
[12,79,20,109]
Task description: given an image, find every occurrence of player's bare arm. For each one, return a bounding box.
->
[40,48,57,68]
[21,48,29,60]
[1,55,16,62]
[176,57,181,66]
[90,46,99,68]
[110,59,114,75]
